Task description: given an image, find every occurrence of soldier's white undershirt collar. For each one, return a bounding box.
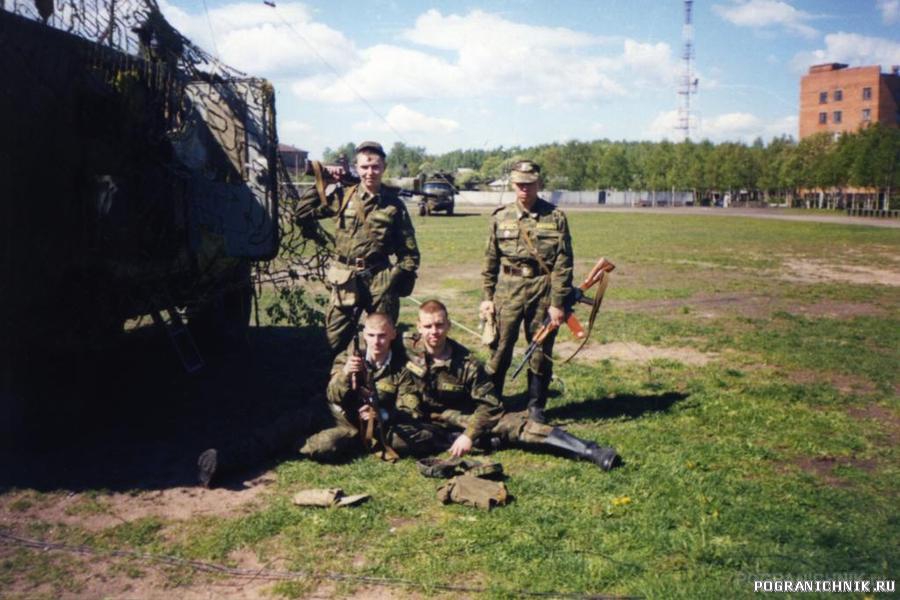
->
[366,350,392,370]
[515,201,538,219]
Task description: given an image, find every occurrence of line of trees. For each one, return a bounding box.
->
[321,124,900,209]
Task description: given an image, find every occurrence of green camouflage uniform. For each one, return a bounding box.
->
[299,339,435,461]
[482,198,574,397]
[395,334,562,450]
[297,179,420,352]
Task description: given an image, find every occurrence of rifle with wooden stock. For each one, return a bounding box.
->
[351,312,399,461]
[511,256,615,379]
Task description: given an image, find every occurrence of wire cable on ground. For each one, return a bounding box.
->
[0,530,638,600]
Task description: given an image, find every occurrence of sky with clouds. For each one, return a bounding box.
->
[161,0,900,158]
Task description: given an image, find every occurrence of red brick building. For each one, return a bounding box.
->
[799,63,900,139]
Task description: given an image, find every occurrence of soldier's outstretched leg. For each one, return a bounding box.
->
[298,426,360,462]
[542,426,620,471]
[493,412,620,471]
[197,408,315,487]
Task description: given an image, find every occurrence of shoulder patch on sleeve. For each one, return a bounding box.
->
[405,361,426,378]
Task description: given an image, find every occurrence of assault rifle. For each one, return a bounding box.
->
[351,314,399,461]
[510,257,615,379]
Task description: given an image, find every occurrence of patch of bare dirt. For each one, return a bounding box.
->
[0,477,275,534]
[787,369,880,396]
[608,293,773,319]
[555,341,716,366]
[846,404,900,446]
[789,455,879,488]
[785,300,887,318]
[781,258,900,287]
[0,540,284,600]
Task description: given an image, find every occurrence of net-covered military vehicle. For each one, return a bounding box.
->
[0,1,280,438]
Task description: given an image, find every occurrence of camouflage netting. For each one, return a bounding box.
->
[3,0,332,333]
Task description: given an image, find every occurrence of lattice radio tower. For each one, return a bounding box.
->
[677,0,698,139]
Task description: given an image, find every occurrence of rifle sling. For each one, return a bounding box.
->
[562,272,610,364]
[516,220,552,276]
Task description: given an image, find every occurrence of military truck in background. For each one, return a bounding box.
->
[0,1,280,439]
[415,172,456,216]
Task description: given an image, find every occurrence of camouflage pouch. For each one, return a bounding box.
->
[417,457,503,479]
[480,311,497,346]
[436,474,508,510]
[325,263,358,307]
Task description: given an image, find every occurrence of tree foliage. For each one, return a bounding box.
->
[317,128,900,207]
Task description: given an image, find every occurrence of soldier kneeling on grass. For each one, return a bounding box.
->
[198,312,436,487]
[394,299,621,470]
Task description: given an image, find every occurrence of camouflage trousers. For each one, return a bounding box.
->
[487,274,558,396]
[430,408,555,446]
[326,267,399,353]
[299,412,441,462]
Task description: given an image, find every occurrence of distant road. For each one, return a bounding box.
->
[453,204,900,229]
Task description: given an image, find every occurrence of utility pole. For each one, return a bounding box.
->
[677,0,698,140]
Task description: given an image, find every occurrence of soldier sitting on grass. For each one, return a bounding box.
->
[396,299,620,470]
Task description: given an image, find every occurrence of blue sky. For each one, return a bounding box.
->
[162,0,900,158]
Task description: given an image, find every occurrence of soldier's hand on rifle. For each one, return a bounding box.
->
[358,405,376,422]
[343,355,365,377]
[323,164,346,182]
[547,305,565,328]
[479,300,495,320]
[448,433,473,458]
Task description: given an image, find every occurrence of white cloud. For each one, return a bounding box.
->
[712,0,818,38]
[647,110,797,142]
[791,32,900,72]
[701,113,799,142]
[877,0,900,24]
[646,110,681,140]
[353,105,459,135]
[290,9,676,107]
[158,1,357,76]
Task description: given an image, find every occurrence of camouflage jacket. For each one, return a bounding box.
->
[397,334,503,440]
[297,178,420,274]
[326,339,410,427]
[481,197,573,308]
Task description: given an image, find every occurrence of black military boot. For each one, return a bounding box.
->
[526,371,548,424]
[196,437,265,488]
[197,448,219,487]
[543,427,620,471]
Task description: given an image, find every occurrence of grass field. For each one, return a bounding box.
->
[2,209,898,598]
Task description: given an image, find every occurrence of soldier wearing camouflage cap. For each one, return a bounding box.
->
[480,160,574,423]
[296,141,420,353]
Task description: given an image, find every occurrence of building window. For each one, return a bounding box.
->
[862,108,871,121]
[834,89,843,101]
[833,111,842,124]
[819,112,827,124]
[863,87,872,100]
[819,91,828,104]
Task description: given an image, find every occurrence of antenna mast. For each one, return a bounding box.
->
[677,0,697,140]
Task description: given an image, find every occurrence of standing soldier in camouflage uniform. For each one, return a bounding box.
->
[480,160,573,423]
[297,141,420,353]
[398,300,619,470]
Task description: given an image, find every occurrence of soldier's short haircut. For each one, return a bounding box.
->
[364,312,395,330]
[418,299,449,320]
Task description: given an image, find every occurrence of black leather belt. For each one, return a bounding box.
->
[501,263,538,277]
[336,254,390,271]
